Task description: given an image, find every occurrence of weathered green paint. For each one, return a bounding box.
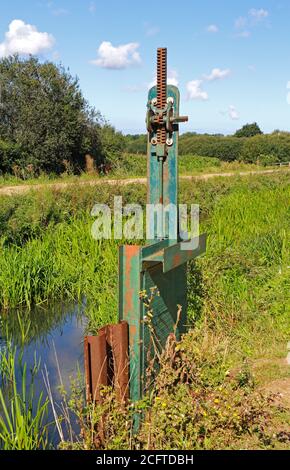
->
[147,85,180,218]
[141,235,207,274]
[118,245,142,402]
[163,234,207,274]
[119,243,188,402]
[119,72,207,408]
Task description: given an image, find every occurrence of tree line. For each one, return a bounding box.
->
[124,124,290,165]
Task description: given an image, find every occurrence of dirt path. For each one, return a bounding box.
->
[0,168,289,197]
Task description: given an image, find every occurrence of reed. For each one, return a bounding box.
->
[0,173,288,339]
[0,344,49,450]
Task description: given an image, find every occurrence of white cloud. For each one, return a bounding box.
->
[235,8,269,36]
[0,19,55,58]
[204,68,231,81]
[91,41,141,69]
[89,1,96,14]
[229,105,239,120]
[186,80,208,101]
[168,69,179,87]
[249,8,269,20]
[206,24,219,33]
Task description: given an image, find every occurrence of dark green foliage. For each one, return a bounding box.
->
[179,135,244,161]
[241,133,290,163]
[179,133,290,163]
[98,125,125,170]
[124,128,290,164]
[123,134,147,154]
[123,134,245,162]
[0,140,24,173]
[234,122,263,138]
[0,56,124,175]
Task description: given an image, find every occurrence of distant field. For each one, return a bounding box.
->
[0,154,283,189]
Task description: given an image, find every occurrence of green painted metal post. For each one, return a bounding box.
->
[119,48,206,406]
[147,85,180,212]
[119,245,143,402]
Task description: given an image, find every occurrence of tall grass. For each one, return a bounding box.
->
[0,345,49,450]
[195,179,290,359]
[0,173,289,450]
[0,217,119,328]
[0,173,289,338]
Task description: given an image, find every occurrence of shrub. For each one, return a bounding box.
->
[179,135,245,161]
[0,140,24,174]
[258,154,277,166]
[241,134,290,163]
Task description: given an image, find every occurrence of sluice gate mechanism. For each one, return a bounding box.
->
[84,48,207,420]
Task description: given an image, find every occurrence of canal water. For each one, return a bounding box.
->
[0,302,86,447]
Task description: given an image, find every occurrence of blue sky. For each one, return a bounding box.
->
[1,0,290,134]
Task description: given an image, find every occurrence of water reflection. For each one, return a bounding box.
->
[0,303,86,447]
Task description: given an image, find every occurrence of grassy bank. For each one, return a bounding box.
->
[0,155,274,188]
[0,174,288,317]
[0,172,289,449]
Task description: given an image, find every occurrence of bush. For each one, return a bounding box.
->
[123,134,147,154]
[97,125,125,171]
[179,135,245,161]
[258,154,277,166]
[0,140,24,174]
[124,131,290,165]
[240,134,290,163]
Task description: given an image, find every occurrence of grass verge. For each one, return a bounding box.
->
[0,172,289,449]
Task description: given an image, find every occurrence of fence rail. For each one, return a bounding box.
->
[270,162,290,167]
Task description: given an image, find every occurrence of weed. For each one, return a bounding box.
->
[0,344,50,450]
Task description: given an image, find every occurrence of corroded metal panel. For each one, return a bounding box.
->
[84,322,129,404]
[119,245,143,402]
[142,263,187,392]
[119,241,190,402]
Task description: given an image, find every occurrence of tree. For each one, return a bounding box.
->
[234,122,263,138]
[0,55,123,174]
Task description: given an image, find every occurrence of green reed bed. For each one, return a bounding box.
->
[0,217,119,328]
[0,344,49,450]
[0,174,288,342]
